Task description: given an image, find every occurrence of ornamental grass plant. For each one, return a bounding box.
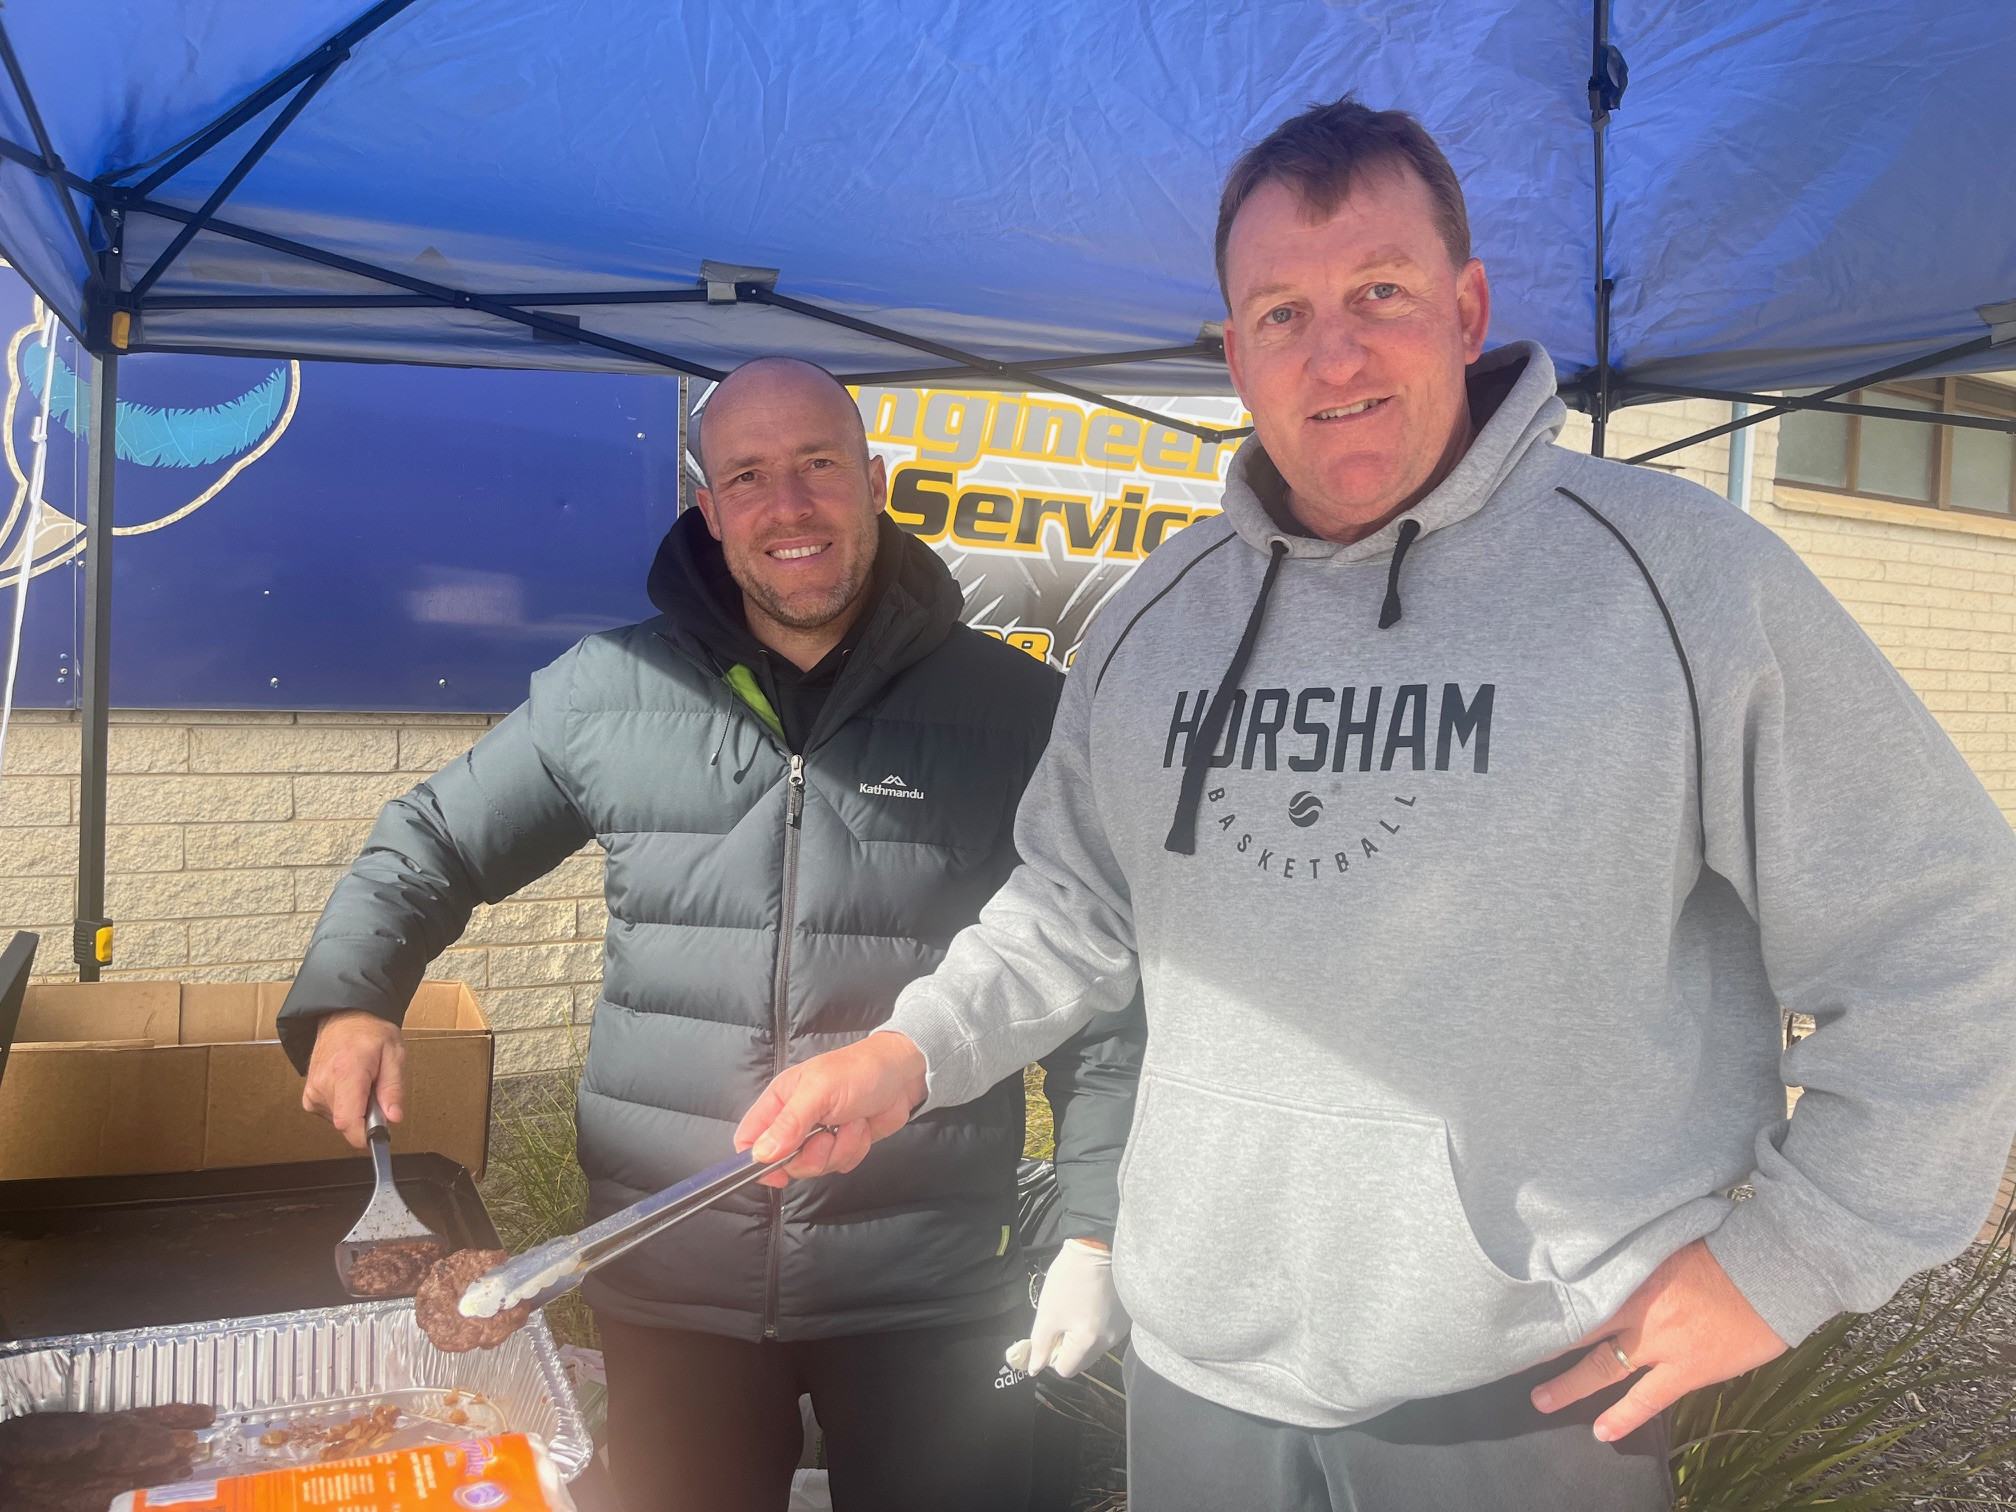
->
[1670,1206,2016,1510]
[478,1040,598,1351]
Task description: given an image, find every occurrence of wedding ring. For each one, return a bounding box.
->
[1611,1342,1631,1371]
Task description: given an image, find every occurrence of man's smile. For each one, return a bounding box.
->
[1310,397,1391,422]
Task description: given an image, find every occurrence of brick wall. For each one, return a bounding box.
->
[0,710,600,1078]
[1750,489,2016,827]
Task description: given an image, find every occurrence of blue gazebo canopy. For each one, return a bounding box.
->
[1,0,2011,411]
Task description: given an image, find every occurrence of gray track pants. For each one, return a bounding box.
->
[1124,1352,1674,1512]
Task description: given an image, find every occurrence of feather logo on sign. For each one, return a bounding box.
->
[0,293,300,590]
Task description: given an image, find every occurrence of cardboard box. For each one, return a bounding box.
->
[0,980,491,1182]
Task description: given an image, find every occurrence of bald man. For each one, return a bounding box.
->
[278,358,1144,1512]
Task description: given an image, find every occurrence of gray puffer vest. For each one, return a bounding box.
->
[281,522,1141,1340]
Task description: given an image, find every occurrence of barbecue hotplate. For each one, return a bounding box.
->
[0,1154,498,1340]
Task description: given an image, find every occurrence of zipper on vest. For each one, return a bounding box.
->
[763,751,807,1340]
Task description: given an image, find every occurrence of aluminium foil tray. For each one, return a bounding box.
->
[0,1297,592,1481]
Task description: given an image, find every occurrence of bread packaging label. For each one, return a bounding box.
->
[109,1432,574,1512]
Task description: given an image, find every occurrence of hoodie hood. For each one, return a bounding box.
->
[645,503,772,672]
[1218,339,1565,565]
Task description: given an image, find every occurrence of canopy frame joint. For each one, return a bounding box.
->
[701,260,780,304]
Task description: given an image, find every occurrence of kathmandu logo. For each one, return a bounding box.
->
[1287,791,1323,828]
[859,772,925,800]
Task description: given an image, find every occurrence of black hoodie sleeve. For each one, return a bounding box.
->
[1038,987,1145,1244]
[974,637,1143,1245]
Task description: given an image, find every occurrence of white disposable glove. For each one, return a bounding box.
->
[1006,1239,1130,1379]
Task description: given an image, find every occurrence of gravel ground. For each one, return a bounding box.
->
[1846,1240,2016,1510]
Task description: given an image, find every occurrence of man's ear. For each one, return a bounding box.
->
[1456,257,1491,364]
[867,452,887,512]
[693,488,725,541]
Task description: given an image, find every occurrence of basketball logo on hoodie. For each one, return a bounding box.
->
[1167,680,1494,884]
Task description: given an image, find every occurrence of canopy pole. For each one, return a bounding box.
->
[74,346,117,982]
[677,376,694,514]
[1725,403,1753,512]
[1586,1,1627,458]
[1590,138,1610,459]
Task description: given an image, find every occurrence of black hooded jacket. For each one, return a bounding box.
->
[281,509,1142,1339]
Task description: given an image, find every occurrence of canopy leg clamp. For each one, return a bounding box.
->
[72,918,113,969]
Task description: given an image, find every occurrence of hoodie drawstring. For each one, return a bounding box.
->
[1165,540,1290,855]
[731,728,763,783]
[708,715,764,783]
[1377,518,1423,629]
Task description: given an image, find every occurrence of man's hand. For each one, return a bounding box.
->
[1008,1238,1129,1379]
[302,1010,407,1150]
[1532,1239,1787,1442]
[733,1032,928,1187]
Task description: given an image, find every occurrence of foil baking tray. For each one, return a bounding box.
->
[0,1298,592,1480]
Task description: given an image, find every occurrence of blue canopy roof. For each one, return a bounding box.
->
[0,0,2011,406]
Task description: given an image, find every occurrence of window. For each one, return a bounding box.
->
[1774,376,2016,516]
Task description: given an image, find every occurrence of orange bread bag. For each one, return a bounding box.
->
[108,1431,576,1512]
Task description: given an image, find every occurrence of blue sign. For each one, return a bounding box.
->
[1,267,1242,712]
[2,268,684,711]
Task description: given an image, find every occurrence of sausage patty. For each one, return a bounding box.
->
[413,1248,531,1353]
[347,1239,445,1297]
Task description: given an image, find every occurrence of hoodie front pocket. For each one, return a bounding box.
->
[1113,1072,1576,1417]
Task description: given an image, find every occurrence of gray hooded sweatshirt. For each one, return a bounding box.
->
[884,341,2016,1430]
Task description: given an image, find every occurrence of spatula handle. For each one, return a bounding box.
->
[365,1093,395,1187]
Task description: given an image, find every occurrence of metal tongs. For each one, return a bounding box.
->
[458,1127,833,1320]
[335,1094,447,1296]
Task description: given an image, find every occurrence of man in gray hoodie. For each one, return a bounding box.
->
[732,99,2016,1510]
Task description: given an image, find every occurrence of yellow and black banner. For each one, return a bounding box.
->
[854,386,1247,669]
